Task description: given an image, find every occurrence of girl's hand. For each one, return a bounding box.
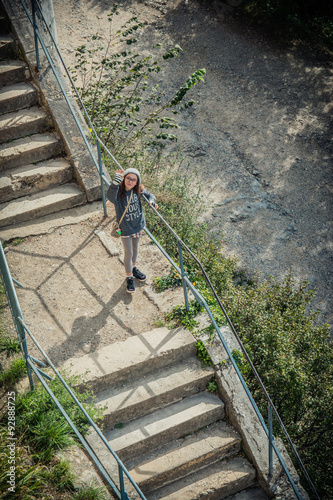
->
[113,170,124,185]
[150,201,159,210]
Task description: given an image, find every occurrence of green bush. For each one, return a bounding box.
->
[166,301,202,330]
[0,439,47,499]
[0,367,103,497]
[0,433,76,498]
[195,341,214,367]
[228,274,332,499]
[44,459,76,491]
[0,336,21,358]
[242,0,333,51]
[71,6,205,168]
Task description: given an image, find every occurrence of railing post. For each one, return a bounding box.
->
[268,403,273,477]
[118,464,130,500]
[178,241,189,311]
[18,324,34,390]
[0,245,34,390]
[97,141,107,217]
[31,0,40,70]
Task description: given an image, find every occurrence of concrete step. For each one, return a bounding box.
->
[148,456,256,500]
[0,81,38,114]
[95,358,214,428]
[128,421,241,494]
[0,106,50,144]
[0,183,86,227]
[0,158,73,202]
[0,201,103,242]
[0,132,63,171]
[62,327,197,394]
[93,392,224,463]
[0,34,15,59]
[0,60,29,87]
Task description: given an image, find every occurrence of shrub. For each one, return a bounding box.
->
[228,274,333,499]
[242,0,333,51]
[71,6,205,168]
[0,435,47,499]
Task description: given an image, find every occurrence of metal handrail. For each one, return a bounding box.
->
[8,1,319,498]
[143,205,319,499]
[143,222,316,500]
[19,317,146,500]
[0,242,146,500]
[20,0,111,216]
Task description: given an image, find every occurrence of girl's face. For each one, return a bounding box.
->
[124,174,138,191]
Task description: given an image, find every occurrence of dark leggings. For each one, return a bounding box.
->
[121,236,140,274]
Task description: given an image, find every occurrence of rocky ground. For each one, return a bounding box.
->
[50,0,332,330]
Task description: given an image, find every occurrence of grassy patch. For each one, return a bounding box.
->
[195,340,214,367]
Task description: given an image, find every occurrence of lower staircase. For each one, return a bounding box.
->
[62,327,269,499]
[0,7,86,230]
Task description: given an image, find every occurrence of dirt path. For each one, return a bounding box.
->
[52,0,332,329]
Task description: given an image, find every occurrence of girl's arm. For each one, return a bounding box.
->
[106,170,123,204]
[141,188,158,210]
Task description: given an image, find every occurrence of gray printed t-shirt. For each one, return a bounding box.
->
[107,183,156,236]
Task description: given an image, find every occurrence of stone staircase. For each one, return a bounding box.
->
[0,9,86,229]
[62,327,269,500]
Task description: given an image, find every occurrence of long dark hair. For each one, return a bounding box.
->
[119,178,144,199]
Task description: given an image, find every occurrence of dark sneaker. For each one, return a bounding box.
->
[133,266,146,281]
[126,276,135,293]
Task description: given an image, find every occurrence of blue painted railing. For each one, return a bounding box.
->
[3,0,319,499]
[0,243,145,500]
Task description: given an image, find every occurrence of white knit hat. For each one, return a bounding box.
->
[123,168,140,185]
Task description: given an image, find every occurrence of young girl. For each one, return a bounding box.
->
[107,168,158,293]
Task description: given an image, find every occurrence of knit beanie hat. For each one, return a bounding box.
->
[123,168,141,185]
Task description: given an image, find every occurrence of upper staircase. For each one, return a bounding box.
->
[0,7,86,230]
[62,327,269,500]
